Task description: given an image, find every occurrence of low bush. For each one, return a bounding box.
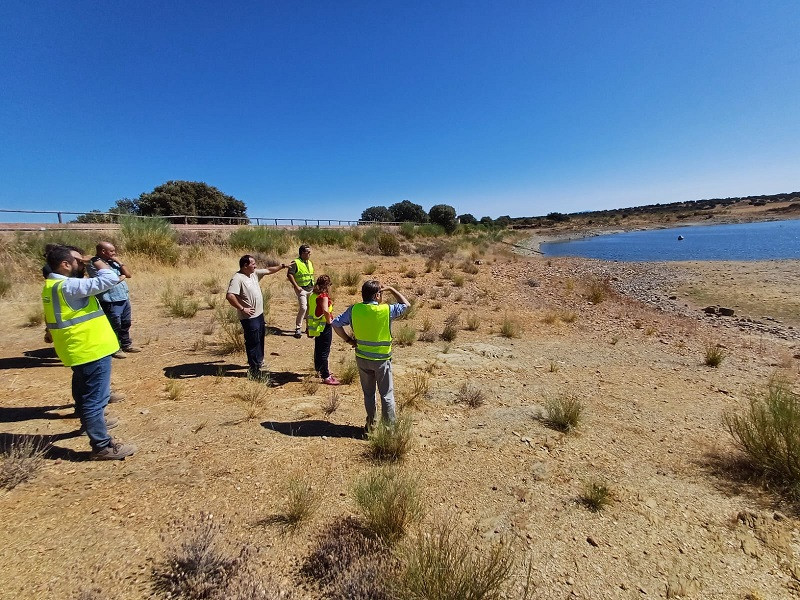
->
[339,358,359,385]
[368,415,414,461]
[585,278,613,304]
[342,267,361,287]
[1,436,46,490]
[228,227,292,256]
[353,466,423,543]
[399,222,417,240]
[545,394,583,432]
[161,287,200,318]
[465,314,480,331]
[297,226,355,248]
[378,233,401,256]
[120,216,179,264]
[397,521,513,600]
[441,313,459,341]
[460,261,479,275]
[724,377,800,494]
[499,316,519,338]
[280,478,321,530]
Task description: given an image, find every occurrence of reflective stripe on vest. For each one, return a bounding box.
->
[351,303,392,361]
[292,258,314,287]
[306,293,332,338]
[42,279,120,367]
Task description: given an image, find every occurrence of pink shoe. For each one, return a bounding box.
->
[322,376,340,386]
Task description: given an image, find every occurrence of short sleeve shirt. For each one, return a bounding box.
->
[227,272,263,320]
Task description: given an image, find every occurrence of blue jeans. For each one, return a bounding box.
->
[100,299,133,349]
[241,314,265,374]
[71,355,112,451]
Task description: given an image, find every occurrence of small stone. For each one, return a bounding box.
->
[587,536,599,547]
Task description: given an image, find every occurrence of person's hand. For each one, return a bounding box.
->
[245,307,255,316]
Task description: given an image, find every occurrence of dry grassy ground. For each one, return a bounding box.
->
[1,241,800,599]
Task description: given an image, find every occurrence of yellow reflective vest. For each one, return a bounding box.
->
[307,293,332,338]
[292,258,314,287]
[42,278,119,366]
[351,303,392,361]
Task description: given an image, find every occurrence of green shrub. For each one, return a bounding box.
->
[228,227,292,256]
[339,358,359,385]
[368,415,414,461]
[12,230,101,261]
[342,267,361,287]
[399,222,417,240]
[297,226,355,248]
[363,262,377,275]
[545,394,583,432]
[353,466,423,543]
[280,478,321,530]
[724,377,800,493]
[161,286,200,318]
[378,233,401,256]
[120,216,179,264]
[415,223,446,237]
[397,522,513,600]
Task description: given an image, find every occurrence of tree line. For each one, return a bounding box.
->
[360,200,509,233]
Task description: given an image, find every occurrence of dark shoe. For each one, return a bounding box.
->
[44,329,53,344]
[122,345,142,353]
[294,328,302,339]
[109,391,126,403]
[112,350,127,359]
[91,440,136,461]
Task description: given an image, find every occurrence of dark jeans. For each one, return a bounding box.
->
[72,355,112,451]
[314,324,332,379]
[241,314,265,375]
[100,299,132,349]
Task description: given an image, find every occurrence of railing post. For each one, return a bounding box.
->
[274,219,278,226]
[57,212,63,224]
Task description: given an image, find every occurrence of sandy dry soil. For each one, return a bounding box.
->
[1,241,800,599]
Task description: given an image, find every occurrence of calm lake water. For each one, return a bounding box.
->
[540,219,800,262]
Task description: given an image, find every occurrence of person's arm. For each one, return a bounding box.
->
[319,296,333,324]
[287,271,302,293]
[333,324,356,348]
[332,306,356,347]
[255,263,287,279]
[59,260,119,300]
[226,292,255,317]
[116,260,132,278]
[381,285,409,307]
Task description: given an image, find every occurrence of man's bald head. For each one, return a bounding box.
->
[96,242,117,261]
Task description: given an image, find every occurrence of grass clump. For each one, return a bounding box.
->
[302,373,319,396]
[585,278,613,304]
[368,415,414,461]
[0,271,11,298]
[297,226,355,249]
[216,319,245,354]
[338,358,359,385]
[120,215,179,264]
[465,314,480,331]
[1,436,46,490]
[322,389,341,416]
[395,324,417,347]
[26,309,44,327]
[397,521,513,600]
[378,232,401,256]
[724,377,800,494]
[441,313,459,342]
[165,379,183,401]
[229,227,292,255]
[704,343,726,367]
[581,479,613,512]
[454,382,485,408]
[353,466,423,543]
[399,372,431,411]
[161,286,200,318]
[341,267,361,287]
[545,394,583,432]
[363,262,378,275]
[278,478,321,530]
[499,315,519,338]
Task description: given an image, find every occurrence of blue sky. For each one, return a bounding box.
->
[2,1,798,221]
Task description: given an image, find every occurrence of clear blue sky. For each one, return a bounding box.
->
[2,1,798,221]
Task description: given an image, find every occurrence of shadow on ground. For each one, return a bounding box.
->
[263,420,363,439]
[163,361,303,386]
[0,431,86,461]
[0,404,74,423]
[0,347,61,370]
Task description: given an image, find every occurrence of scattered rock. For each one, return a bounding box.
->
[719,307,735,317]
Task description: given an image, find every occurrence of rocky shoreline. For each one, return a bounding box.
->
[516,233,800,343]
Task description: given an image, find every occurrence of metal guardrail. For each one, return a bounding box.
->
[0,209,403,227]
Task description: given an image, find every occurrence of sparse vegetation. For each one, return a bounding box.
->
[302,374,319,395]
[353,466,423,542]
[120,215,180,265]
[499,315,519,338]
[322,389,341,416]
[367,415,414,461]
[585,278,613,304]
[465,314,480,331]
[279,478,321,530]
[441,313,459,341]
[228,227,292,256]
[26,309,44,327]
[0,271,11,298]
[399,371,431,410]
[161,286,200,318]
[545,394,583,432]
[1,436,46,490]
[339,358,359,385]
[724,377,800,495]
[165,379,183,401]
[395,324,417,347]
[363,262,377,275]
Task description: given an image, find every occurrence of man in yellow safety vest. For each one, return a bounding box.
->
[287,244,314,338]
[42,245,137,460]
[332,280,409,432]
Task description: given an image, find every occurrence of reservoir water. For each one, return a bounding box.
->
[540,219,800,262]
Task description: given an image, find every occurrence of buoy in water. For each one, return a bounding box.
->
[677,235,684,241]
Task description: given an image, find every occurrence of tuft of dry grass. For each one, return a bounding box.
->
[585,278,613,304]
[395,324,417,347]
[1,436,46,490]
[339,358,359,385]
[353,466,423,543]
[465,314,480,331]
[441,313,459,342]
[545,393,583,432]
[399,371,431,411]
[581,479,613,512]
[499,315,519,338]
[559,311,578,324]
[161,286,200,318]
[279,478,322,531]
[363,262,377,275]
[704,343,726,367]
[302,373,320,396]
[322,389,341,417]
[26,309,44,327]
[367,415,414,461]
[165,379,183,401]
[454,382,486,408]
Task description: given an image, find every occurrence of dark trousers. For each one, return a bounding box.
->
[72,355,112,451]
[100,299,133,349]
[314,324,332,379]
[241,314,265,374]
